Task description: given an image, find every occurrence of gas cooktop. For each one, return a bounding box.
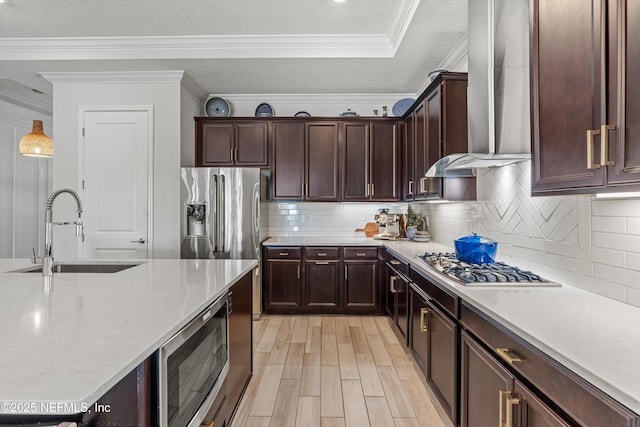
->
[415,252,561,287]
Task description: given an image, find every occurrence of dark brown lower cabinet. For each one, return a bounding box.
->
[386,259,409,343]
[264,259,302,312]
[264,246,382,314]
[305,259,340,312]
[460,330,570,427]
[409,285,457,424]
[226,272,253,423]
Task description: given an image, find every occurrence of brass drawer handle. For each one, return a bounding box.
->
[587,128,601,169]
[279,252,289,256]
[317,252,327,257]
[356,252,366,257]
[601,124,616,166]
[419,177,428,194]
[496,348,524,364]
[390,260,402,265]
[315,261,330,265]
[420,307,429,333]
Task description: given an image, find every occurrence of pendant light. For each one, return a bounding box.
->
[19,120,53,157]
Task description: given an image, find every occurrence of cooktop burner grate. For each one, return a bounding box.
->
[416,252,560,287]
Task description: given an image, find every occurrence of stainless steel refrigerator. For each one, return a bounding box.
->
[180,167,262,317]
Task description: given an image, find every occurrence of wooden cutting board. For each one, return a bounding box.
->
[355,222,379,237]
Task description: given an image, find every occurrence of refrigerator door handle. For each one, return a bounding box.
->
[220,174,225,252]
[211,174,218,252]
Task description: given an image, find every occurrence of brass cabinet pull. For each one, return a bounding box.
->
[496,348,524,364]
[315,261,330,265]
[370,183,374,196]
[201,421,214,427]
[408,180,414,195]
[601,124,616,166]
[499,390,510,427]
[345,265,348,280]
[366,183,370,197]
[390,275,397,293]
[587,128,602,169]
[419,177,428,194]
[506,397,520,427]
[356,252,366,257]
[390,260,402,265]
[420,307,429,333]
[297,265,300,280]
[317,252,327,257]
[279,252,289,256]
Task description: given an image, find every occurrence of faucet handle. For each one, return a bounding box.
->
[74,221,84,238]
[31,248,37,264]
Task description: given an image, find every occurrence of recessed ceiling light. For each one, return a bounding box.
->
[334,0,346,3]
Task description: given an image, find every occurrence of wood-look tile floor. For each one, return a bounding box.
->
[231,315,448,427]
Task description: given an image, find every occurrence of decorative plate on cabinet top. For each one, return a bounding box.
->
[340,109,358,117]
[204,96,231,117]
[255,103,274,117]
[295,111,311,117]
[392,98,415,116]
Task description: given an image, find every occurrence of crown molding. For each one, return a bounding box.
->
[39,71,185,84]
[0,33,395,60]
[0,79,53,116]
[214,93,414,104]
[0,2,420,61]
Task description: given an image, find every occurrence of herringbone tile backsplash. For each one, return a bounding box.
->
[415,160,640,307]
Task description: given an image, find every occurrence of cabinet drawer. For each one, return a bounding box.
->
[409,267,457,319]
[344,247,378,259]
[460,301,638,426]
[385,252,409,276]
[305,247,340,259]
[265,247,302,259]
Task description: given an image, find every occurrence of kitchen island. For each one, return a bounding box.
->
[263,237,640,421]
[0,258,257,419]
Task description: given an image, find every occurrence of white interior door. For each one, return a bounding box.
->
[82,109,151,259]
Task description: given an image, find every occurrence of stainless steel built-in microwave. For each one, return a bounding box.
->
[158,292,229,427]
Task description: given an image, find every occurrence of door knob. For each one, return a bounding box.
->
[130,238,146,244]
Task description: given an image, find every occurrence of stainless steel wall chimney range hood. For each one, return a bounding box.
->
[426,0,530,178]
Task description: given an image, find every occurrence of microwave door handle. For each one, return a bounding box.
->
[219,174,225,253]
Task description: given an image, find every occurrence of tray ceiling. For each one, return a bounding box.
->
[0,0,467,96]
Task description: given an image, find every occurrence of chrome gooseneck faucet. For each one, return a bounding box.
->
[43,188,83,276]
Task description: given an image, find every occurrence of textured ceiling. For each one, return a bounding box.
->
[0,0,468,97]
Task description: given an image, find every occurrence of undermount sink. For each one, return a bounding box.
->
[13,262,142,274]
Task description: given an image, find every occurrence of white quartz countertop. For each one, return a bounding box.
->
[263,237,386,246]
[381,240,640,415]
[0,258,257,415]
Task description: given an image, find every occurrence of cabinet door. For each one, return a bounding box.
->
[409,288,429,374]
[343,260,378,312]
[306,122,340,201]
[460,331,514,427]
[403,114,415,200]
[514,380,571,427]
[198,122,234,166]
[227,272,252,422]
[235,122,268,166]
[305,260,340,312]
[386,268,396,317]
[342,121,370,201]
[272,122,305,200]
[423,88,444,199]
[531,0,605,194]
[607,0,640,185]
[413,102,431,199]
[426,300,457,423]
[370,121,399,201]
[264,259,302,311]
[395,274,409,341]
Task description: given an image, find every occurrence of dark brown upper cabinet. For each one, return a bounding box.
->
[402,72,476,201]
[271,121,339,201]
[531,0,640,195]
[195,119,268,167]
[342,119,400,202]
